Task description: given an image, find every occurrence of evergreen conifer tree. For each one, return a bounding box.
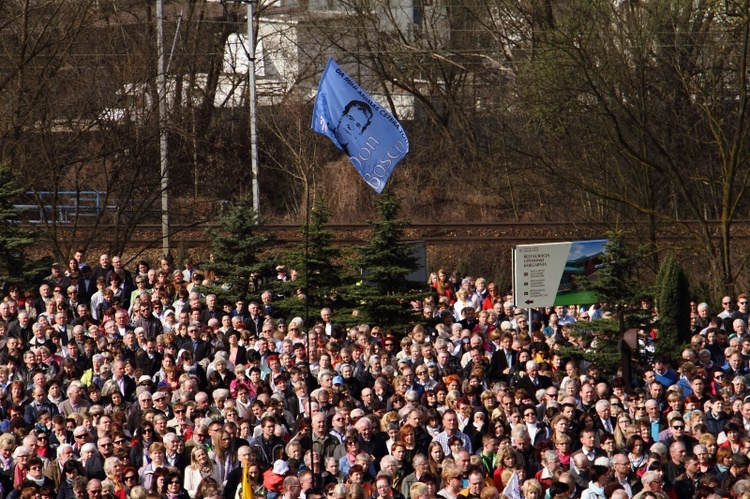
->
[560,230,649,379]
[274,195,343,322]
[653,253,691,357]
[338,190,424,332]
[201,196,274,303]
[0,165,36,290]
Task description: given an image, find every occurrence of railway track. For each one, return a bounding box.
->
[36,220,750,246]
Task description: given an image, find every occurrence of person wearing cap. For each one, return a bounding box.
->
[331,374,345,393]
[264,459,289,499]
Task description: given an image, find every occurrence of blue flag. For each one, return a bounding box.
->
[312,58,409,194]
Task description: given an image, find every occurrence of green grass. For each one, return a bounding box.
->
[554,289,598,306]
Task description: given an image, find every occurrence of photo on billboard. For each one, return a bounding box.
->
[553,239,607,306]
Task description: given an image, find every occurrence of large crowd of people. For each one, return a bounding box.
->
[0,254,745,499]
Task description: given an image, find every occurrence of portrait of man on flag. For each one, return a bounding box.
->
[312,58,409,194]
[332,100,373,156]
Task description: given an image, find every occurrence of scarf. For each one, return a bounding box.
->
[25,474,45,486]
[629,453,646,472]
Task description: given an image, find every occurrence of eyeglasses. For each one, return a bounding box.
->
[74,435,86,439]
[124,476,137,481]
[143,428,154,434]
[524,412,535,417]
[115,439,127,445]
[715,374,725,379]
[672,425,684,430]
[30,465,41,470]
[636,406,646,410]
[100,442,113,447]
[169,481,181,485]
[175,409,186,414]
[723,301,731,305]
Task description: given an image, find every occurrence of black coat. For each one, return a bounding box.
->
[183,339,212,363]
[489,349,517,382]
[135,350,163,377]
[513,374,553,403]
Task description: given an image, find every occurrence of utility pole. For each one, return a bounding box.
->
[157,0,170,257]
[247,0,260,216]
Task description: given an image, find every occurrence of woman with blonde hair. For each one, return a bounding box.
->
[453,289,472,322]
[520,479,543,499]
[437,463,461,499]
[209,429,237,483]
[444,390,461,412]
[184,446,221,498]
[614,413,632,451]
[492,446,521,489]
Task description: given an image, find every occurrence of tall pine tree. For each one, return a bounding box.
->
[560,230,649,379]
[339,190,424,332]
[201,196,274,303]
[653,253,691,358]
[273,195,343,322]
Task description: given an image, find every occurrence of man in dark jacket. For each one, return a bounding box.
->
[131,301,163,340]
[705,397,731,436]
[249,416,287,471]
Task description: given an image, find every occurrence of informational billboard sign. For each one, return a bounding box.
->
[513,240,607,308]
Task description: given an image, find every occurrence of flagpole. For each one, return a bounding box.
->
[304,169,316,488]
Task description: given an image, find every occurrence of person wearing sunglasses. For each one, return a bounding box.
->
[163,470,190,499]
